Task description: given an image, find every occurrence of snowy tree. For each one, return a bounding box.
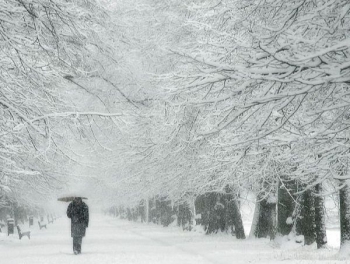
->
[148,0,350,249]
[0,0,122,212]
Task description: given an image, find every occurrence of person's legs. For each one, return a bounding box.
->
[73,237,78,254]
[76,237,83,254]
[73,237,83,254]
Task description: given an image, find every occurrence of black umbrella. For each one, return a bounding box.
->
[57,196,88,202]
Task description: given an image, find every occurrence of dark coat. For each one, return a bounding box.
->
[67,201,89,237]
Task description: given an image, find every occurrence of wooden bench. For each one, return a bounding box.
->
[17,225,30,240]
[38,221,47,229]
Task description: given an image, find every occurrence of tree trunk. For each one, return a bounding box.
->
[139,200,146,223]
[148,198,155,223]
[255,199,269,238]
[228,198,246,239]
[194,194,205,226]
[269,200,277,240]
[295,189,316,245]
[177,202,192,230]
[145,198,149,223]
[12,203,19,226]
[314,183,327,248]
[277,180,296,236]
[160,198,172,227]
[339,180,350,254]
[206,193,221,234]
[254,195,277,239]
[249,201,260,238]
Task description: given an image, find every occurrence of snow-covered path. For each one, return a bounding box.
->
[0,214,345,264]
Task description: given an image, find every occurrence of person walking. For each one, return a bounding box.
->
[67,197,89,255]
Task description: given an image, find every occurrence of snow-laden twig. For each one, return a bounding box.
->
[30,111,123,123]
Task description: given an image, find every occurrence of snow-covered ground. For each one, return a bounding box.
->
[0,214,346,264]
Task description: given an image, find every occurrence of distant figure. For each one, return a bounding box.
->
[67,197,89,255]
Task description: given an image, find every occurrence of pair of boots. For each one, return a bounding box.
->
[73,237,82,255]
